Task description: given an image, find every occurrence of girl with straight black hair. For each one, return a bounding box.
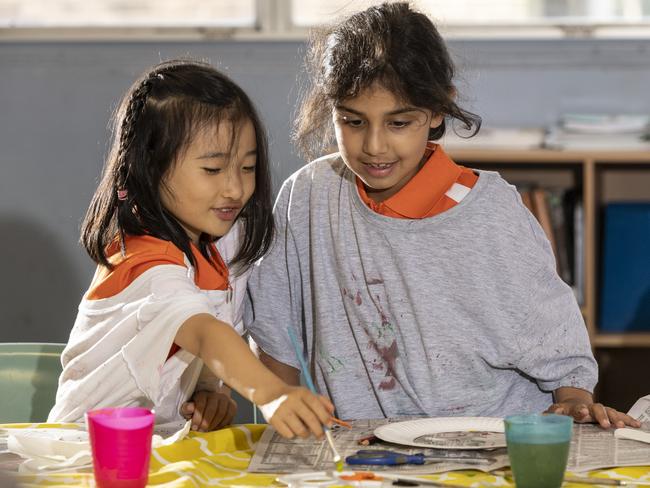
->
[50,60,334,439]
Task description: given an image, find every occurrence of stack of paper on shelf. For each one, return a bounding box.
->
[442,127,545,150]
[544,114,650,150]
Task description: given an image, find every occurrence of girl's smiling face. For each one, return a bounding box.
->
[160,119,257,243]
[333,84,443,203]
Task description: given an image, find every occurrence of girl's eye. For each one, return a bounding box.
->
[346,119,364,127]
[202,167,222,175]
[242,165,256,173]
[338,115,365,128]
[389,120,411,129]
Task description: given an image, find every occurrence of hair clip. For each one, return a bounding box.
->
[117,189,128,201]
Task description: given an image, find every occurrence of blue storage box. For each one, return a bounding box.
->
[599,203,650,332]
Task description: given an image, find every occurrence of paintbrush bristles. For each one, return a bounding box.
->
[324,429,343,468]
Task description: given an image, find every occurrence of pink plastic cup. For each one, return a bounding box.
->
[86,407,155,488]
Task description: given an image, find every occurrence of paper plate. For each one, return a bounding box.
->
[374,417,505,449]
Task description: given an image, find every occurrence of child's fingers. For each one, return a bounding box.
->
[608,410,626,429]
[191,411,204,431]
[180,401,195,419]
[207,397,229,431]
[299,393,332,427]
[283,412,311,439]
[624,414,641,428]
[260,388,329,439]
[614,411,641,428]
[544,403,566,415]
[549,402,591,422]
[271,418,295,439]
[319,395,335,414]
[588,403,611,428]
[569,403,592,423]
[600,407,640,429]
[198,396,219,432]
[220,398,237,428]
[293,399,326,439]
[191,393,208,431]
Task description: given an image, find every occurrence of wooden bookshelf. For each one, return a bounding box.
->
[447,148,650,349]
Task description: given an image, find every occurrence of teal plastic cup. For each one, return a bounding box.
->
[504,413,573,488]
[86,407,155,488]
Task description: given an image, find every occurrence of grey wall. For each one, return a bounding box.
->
[1,39,650,343]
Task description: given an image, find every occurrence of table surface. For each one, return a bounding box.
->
[2,423,650,487]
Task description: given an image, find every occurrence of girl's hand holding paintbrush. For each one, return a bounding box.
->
[257,384,335,439]
[174,314,334,440]
[257,385,347,439]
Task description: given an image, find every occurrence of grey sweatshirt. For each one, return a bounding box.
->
[245,153,597,420]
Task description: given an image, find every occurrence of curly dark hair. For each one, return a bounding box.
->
[81,59,274,272]
[294,1,481,160]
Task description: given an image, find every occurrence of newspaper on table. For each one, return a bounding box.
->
[248,418,509,475]
[615,395,650,445]
[249,401,650,475]
[628,395,650,423]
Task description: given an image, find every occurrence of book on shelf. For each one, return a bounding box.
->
[573,200,584,307]
[531,188,558,262]
[547,189,572,287]
[517,185,582,304]
[600,203,650,332]
[520,190,535,215]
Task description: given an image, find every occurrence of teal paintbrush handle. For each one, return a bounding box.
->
[287,327,318,393]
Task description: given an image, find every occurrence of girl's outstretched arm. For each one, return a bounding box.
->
[547,386,641,429]
[174,313,333,439]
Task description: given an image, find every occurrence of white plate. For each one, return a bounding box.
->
[374,417,506,449]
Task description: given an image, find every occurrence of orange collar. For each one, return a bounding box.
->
[356,143,462,219]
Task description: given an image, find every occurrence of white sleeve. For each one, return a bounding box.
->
[120,265,215,403]
[50,264,216,423]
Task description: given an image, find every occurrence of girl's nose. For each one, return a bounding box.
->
[362,125,388,156]
[222,169,244,201]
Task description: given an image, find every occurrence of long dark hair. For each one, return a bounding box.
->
[294,1,481,160]
[81,59,274,272]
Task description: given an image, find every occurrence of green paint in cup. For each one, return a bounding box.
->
[504,413,573,488]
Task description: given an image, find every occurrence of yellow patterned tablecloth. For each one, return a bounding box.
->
[3,423,650,487]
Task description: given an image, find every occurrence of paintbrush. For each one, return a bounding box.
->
[563,477,650,486]
[492,471,650,487]
[287,326,344,471]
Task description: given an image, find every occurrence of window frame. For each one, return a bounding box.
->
[1,0,650,41]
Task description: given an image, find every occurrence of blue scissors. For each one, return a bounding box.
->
[345,449,492,466]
